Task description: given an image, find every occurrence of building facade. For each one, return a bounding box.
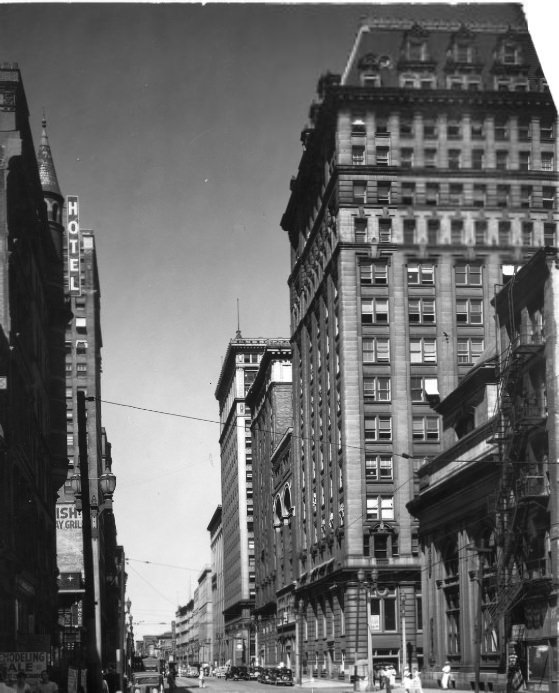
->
[408,248,559,691]
[207,505,225,668]
[245,341,295,670]
[0,65,68,655]
[57,204,120,687]
[215,335,268,665]
[280,4,556,681]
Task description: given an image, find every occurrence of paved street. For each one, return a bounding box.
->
[166,676,473,693]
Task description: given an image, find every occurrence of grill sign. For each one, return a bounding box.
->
[67,195,81,295]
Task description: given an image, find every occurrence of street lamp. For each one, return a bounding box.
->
[357,569,378,691]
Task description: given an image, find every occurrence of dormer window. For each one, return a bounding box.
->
[408,40,427,62]
[502,42,520,65]
[455,42,473,63]
[362,73,381,87]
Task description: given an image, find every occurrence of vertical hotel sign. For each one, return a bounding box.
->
[67,195,81,295]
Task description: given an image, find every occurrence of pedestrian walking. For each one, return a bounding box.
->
[411,668,423,693]
[403,668,411,693]
[0,670,15,693]
[14,673,31,693]
[38,671,58,693]
[441,662,452,690]
[198,668,205,688]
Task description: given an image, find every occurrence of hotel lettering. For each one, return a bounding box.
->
[67,195,81,295]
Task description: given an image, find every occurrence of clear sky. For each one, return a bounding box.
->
[0,0,556,641]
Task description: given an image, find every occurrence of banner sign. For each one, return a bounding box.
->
[0,651,47,676]
[67,195,81,295]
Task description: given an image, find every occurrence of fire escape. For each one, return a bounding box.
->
[489,282,551,633]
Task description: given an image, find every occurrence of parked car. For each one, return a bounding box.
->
[132,671,164,693]
[226,666,250,681]
[214,666,227,679]
[274,668,294,686]
[249,666,262,680]
[258,668,272,684]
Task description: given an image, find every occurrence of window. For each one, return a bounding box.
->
[449,185,463,205]
[412,416,440,441]
[473,184,486,207]
[400,148,414,168]
[407,39,426,61]
[421,77,436,89]
[450,219,464,244]
[371,590,397,632]
[472,149,484,169]
[494,117,508,140]
[522,221,533,246]
[544,223,556,246]
[423,119,437,138]
[363,376,391,401]
[457,337,484,364]
[67,434,74,448]
[447,119,461,139]
[498,221,511,245]
[455,264,482,286]
[362,337,390,363]
[377,182,391,204]
[410,338,437,363]
[471,119,484,139]
[378,219,392,242]
[425,183,439,206]
[409,298,436,324]
[376,117,389,135]
[424,149,437,168]
[456,299,483,324]
[366,495,395,521]
[376,147,390,167]
[362,298,389,324]
[400,118,413,137]
[519,151,530,171]
[502,42,519,65]
[353,182,367,203]
[362,73,381,87]
[455,42,472,63]
[542,187,555,210]
[475,220,487,245]
[411,376,439,402]
[403,219,416,244]
[360,263,388,285]
[541,152,554,171]
[352,145,365,165]
[351,115,366,135]
[365,454,393,481]
[76,363,87,376]
[520,186,533,208]
[540,121,555,141]
[407,262,434,285]
[364,416,392,442]
[427,219,440,244]
[75,317,87,332]
[448,149,462,168]
[496,185,510,207]
[401,182,416,206]
[354,218,368,242]
[518,118,531,141]
[496,150,508,170]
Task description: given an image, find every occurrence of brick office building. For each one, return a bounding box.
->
[0,65,68,653]
[245,341,294,670]
[215,335,268,666]
[280,4,557,681]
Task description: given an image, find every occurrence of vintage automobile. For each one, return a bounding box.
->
[258,668,273,684]
[132,671,164,693]
[270,667,294,686]
[248,666,262,680]
[225,666,250,681]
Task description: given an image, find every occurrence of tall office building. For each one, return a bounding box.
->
[215,335,268,665]
[280,4,557,680]
[0,65,68,654]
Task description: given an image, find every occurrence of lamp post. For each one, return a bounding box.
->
[357,569,378,691]
[71,391,117,693]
